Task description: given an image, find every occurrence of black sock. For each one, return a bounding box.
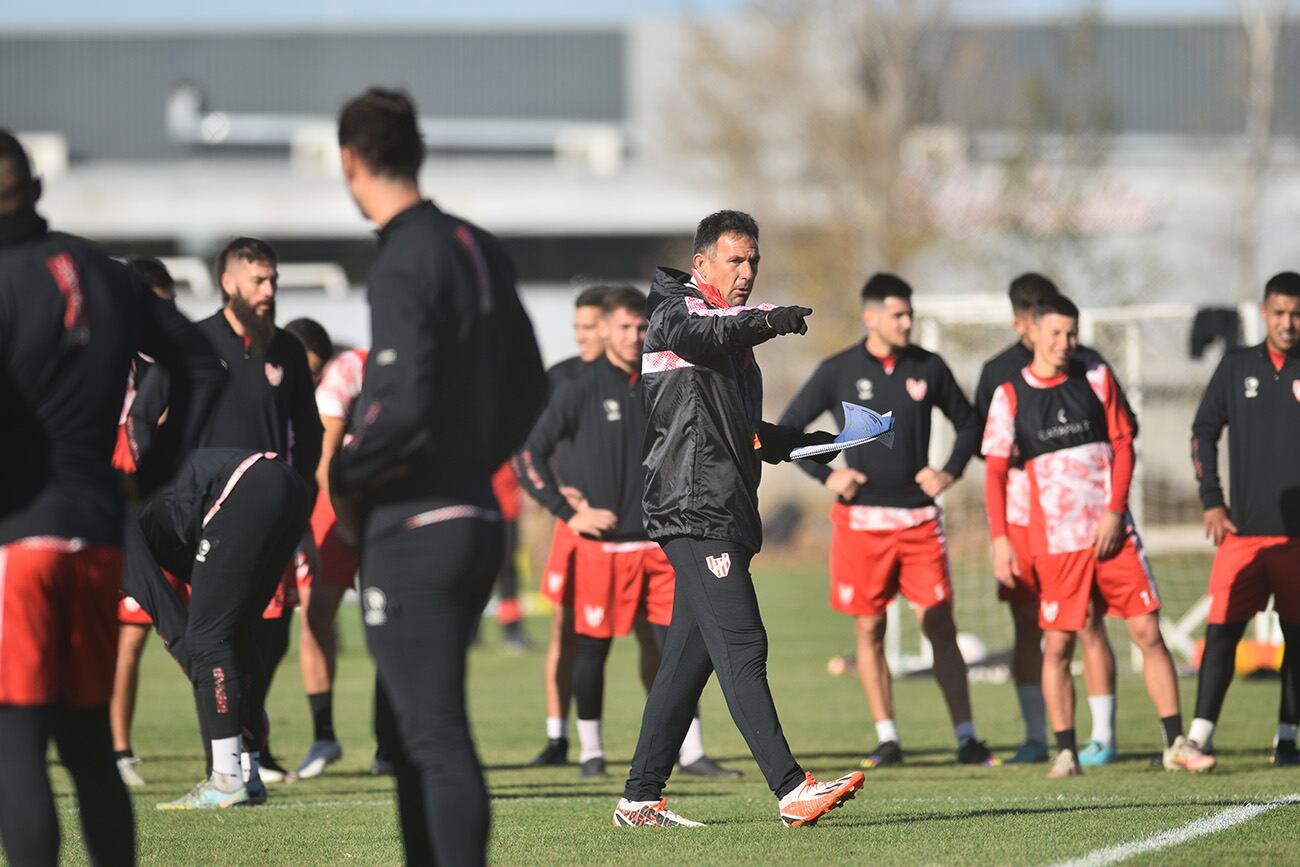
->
[113,748,134,761]
[308,691,336,742]
[1194,622,1247,722]
[1159,714,1183,749]
[1054,728,1077,756]
[1280,621,1300,728]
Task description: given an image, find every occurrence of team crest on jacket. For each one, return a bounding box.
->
[905,377,927,402]
[603,399,622,422]
[1293,380,1300,402]
[705,553,731,578]
[265,362,284,387]
[856,378,873,400]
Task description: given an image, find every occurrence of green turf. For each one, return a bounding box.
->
[49,561,1300,865]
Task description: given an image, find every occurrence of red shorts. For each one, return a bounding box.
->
[540,521,579,605]
[1033,534,1159,631]
[1207,534,1300,624]
[118,568,190,625]
[998,523,1039,604]
[0,539,123,707]
[571,538,674,639]
[263,563,300,619]
[829,507,952,617]
[300,492,358,591]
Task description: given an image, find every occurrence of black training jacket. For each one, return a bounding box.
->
[974,340,1133,429]
[544,355,588,489]
[514,356,648,541]
[779,342,979,508]
[1191,343,1300,536]
[335,201,547,519]
[640,267,807,551]
[0,209,225,546]
[129,311,322,492]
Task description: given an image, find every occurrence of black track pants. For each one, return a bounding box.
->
[623,537,802,801]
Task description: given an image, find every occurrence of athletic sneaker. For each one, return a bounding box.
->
[246,778,268,806]
[1164,736,1216,772]
[1047,749,1081,778]
[502,621,532,654]
[861,740,903,769]
[259,751,289,783]
[156,778,250,810]
[613,797,706,827]
[778,770,865,827]
[1005,739,1048,764]
[1078,739,1118,767]
[293,739,343,780]
[679,755,742,778]
[579,756,608,777]
[370,755,395,776]
[957,738,1001,767]
[1272,738,1300,766]
[529,737,569,766]
[116,756,146,786]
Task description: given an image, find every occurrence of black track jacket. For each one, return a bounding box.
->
[640,267,808,551]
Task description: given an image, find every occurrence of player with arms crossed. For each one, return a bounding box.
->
[613,210,864,829]
[973,273,1123,766]
[982,293,1212,777]
[1186,271,1300,765]
[781,273,995,770]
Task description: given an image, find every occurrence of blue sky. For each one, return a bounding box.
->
[2,0,1242,29]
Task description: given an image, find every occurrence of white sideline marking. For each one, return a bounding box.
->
[1052,794,1300,867]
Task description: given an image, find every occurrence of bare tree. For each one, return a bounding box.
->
[1236,0,1288,303]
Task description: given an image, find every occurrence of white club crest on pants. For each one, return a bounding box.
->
[705,553,731,578]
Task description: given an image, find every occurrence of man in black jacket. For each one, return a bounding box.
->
[0,130,224,866]
[333,88,546,866]
[1186,271,1300,765]
[781,273,995,771]
[614,210,864,829]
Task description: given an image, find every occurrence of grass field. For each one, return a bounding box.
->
[49,561,1300,865]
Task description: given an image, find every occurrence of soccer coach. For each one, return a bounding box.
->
[331,89,547,865]
[615,210,865,829]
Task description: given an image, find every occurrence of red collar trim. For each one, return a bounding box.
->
[1268,347,1287,371]
[690,269,730,310]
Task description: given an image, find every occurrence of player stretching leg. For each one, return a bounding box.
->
[973,273,1126,766]
[615,210,862,828]
[982,293,1213,777]
[781,273,996,770]
[1187,272,1300,766]
[515,287,738,779]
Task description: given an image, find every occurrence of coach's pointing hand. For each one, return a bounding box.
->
[766,306,813,336]
[568,505,618,539]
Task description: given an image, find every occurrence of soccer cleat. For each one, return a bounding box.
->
[259,751,289,783]
[861,740,903,769]
[779,771,865,827]
[1272,739,1300,766]
[678,755,742,778]
[1078,739,1118,767]
[957,738,1001,767]
[1047,749,1081,778]
[370,755,395,776]
[116,756,146,786]
[1164,736,1217,773]
[156,778,250,810]
[579,756,608,777]
[613,797,706,827]
[530,737,569,766]
[1005,739,1049,764]
[292,739,343,780]
[502,621,533,654]
[246,777,268,806]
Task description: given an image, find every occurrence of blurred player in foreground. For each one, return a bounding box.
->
[1187,272,1300,765]
[982,293,1212,777]
[614,210,864,828]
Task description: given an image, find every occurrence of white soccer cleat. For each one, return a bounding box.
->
[116,756,146,787]
[1163,736,1216,773]
[1047,749,1082,778]
[292,739,343,780]
[779,770,865,827]
[612,798,706,827]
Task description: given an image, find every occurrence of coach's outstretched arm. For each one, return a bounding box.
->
[652,288,811,364]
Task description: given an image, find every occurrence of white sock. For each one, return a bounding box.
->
[1188,717,1216,749]
[241,750,261,784]
[213,736,241,782]
[875,719,900,745]
[1016,683,1046,743]
[954,720,976,746]
[678,717,705,766]
[1088,694,1116,748]
[1277,722,1298,743]
[546,716,567,740]
[577,718,603,762]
